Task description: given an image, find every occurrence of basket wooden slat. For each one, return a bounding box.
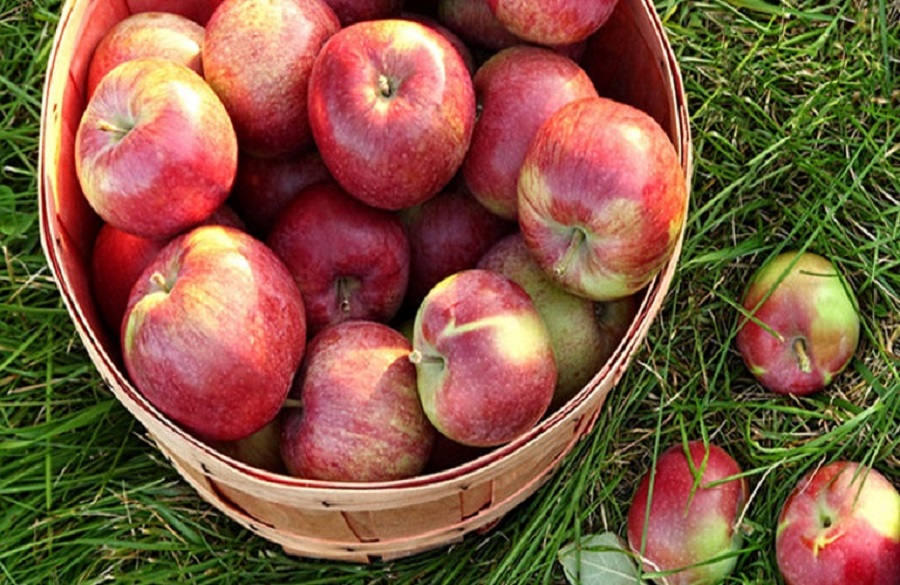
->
[39,0,692,562]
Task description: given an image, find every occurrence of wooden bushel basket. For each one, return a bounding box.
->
[39,0,693,563]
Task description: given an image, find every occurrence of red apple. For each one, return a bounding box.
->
[776,461,900,585]
[410,269,556,447]
[401,185,514,308]
[400,11,477,74]
[280,320,436,482]
[462,45,598,220]
[518,96,687,301]
[486,0,618,45]
[266,181,410,337]
[323,0,402,25]
[90,205,245,333]
[307,18,476,210]
[437,0,521,51]
[627,440,748,585]
[228,149,332,237]
[86,11,204,101]
[477,233,634,409]
[75,58,237,239]
[122,225,307,442]
[203,0,340,157]
[127,0,226,25]
[736,251,860,396]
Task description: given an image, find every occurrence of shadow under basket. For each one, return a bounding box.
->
[39,0,693,563]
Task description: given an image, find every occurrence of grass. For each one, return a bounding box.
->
[1,0,898,582]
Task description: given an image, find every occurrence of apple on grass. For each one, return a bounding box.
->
[776,461,900,585]
[735,251,860,396]
[76,58,237,240]
[85,11,204,101]
[517,96,688,302]
[627,440,748,585]
[203,0,340,157]
[462,45,598,221]
[410,269,556,447]
[486,0,619,46]
[280,320,436,482]
[266,180,410,337]
[307,18,476,210]
[477,233,636,409]
[122,225,307,443]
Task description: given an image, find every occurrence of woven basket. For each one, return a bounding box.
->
[39,0,693,563]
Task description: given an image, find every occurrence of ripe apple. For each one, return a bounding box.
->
[400,11,477,74]
[437,0,521,51]
[401,185,514,308]
[518,96,687,301]
[323,0,401,25]
[228,149,331,237]
[85,11,204,101]
[266,181,410,337]
[735,251,860,396]
[127,0,226,24]
[477,233,635,409]
[203,0,340,157]
[462,45,598,220]
[280,320,436,482]
[122,225,307,442]
[308,18,476,210]
[410,269,556,447]
[776,461,900,585]
[486,0,618,45]
[90,205,245,334]
[627,440,748,585]
[75,58,237,239]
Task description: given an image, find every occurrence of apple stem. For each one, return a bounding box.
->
[408,349,444,366]
[337,277,352,316]
[96,119,130,141]
[149,271,171,293]
[554,228,586,278]
[378,74,394,99]
[793,338,812,373]
[282,398,303,409]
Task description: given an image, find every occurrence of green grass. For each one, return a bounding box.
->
[2,0,898,583]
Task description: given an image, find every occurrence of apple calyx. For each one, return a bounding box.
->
[792,337,812,374]
[377,74,398,99]
[149,271,173,294]
[335,276,359,316]
[554,227,587,278]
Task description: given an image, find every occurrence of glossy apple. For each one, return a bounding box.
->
[308,18,476,210]
[486,0,618,45]
[76,58,237,239]
[477,233,634,409]
[462,45,598,220]
[280,320,436,482]
[122,226,307,442]
[90,205,245,334]
[518,96,687,301]
[410,269,556,447]
[776,461,900,585]
[401,185,513,308]
[735,251,860,396]
[266,181,410,337]
[437,0,520,51]
[400,11,477,74]
[228,149,331,237]
[323,0,401,25]
[203,0,340,157]
[127,0,226,24]
[627,440,748,585]
[85,11,204,100]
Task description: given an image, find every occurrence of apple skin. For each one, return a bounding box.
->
[627,441,748,585]
[203,0,340,157]
[776,461,900,585]
[127,0,226,25]
[307,18,476,210]
[462,45,598,221]
[486,0,618,46]
[228,149,332,237]
[735,251,860,396]
[411,269,556,447]
[280,320,436,482]
[437,0,521,51]
[400,11,477,74]
[75,58,238,239]
[90,205,245,334]
[517,96,687,302]
[400,185,514,308]
[266,181,410,337]
[477,233,635,409]
[86,12,204,101]
[323,0,402,25]
[122,225,307,443]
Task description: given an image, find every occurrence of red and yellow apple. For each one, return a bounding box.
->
[486,0,618,45]
[437,0,521,51]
